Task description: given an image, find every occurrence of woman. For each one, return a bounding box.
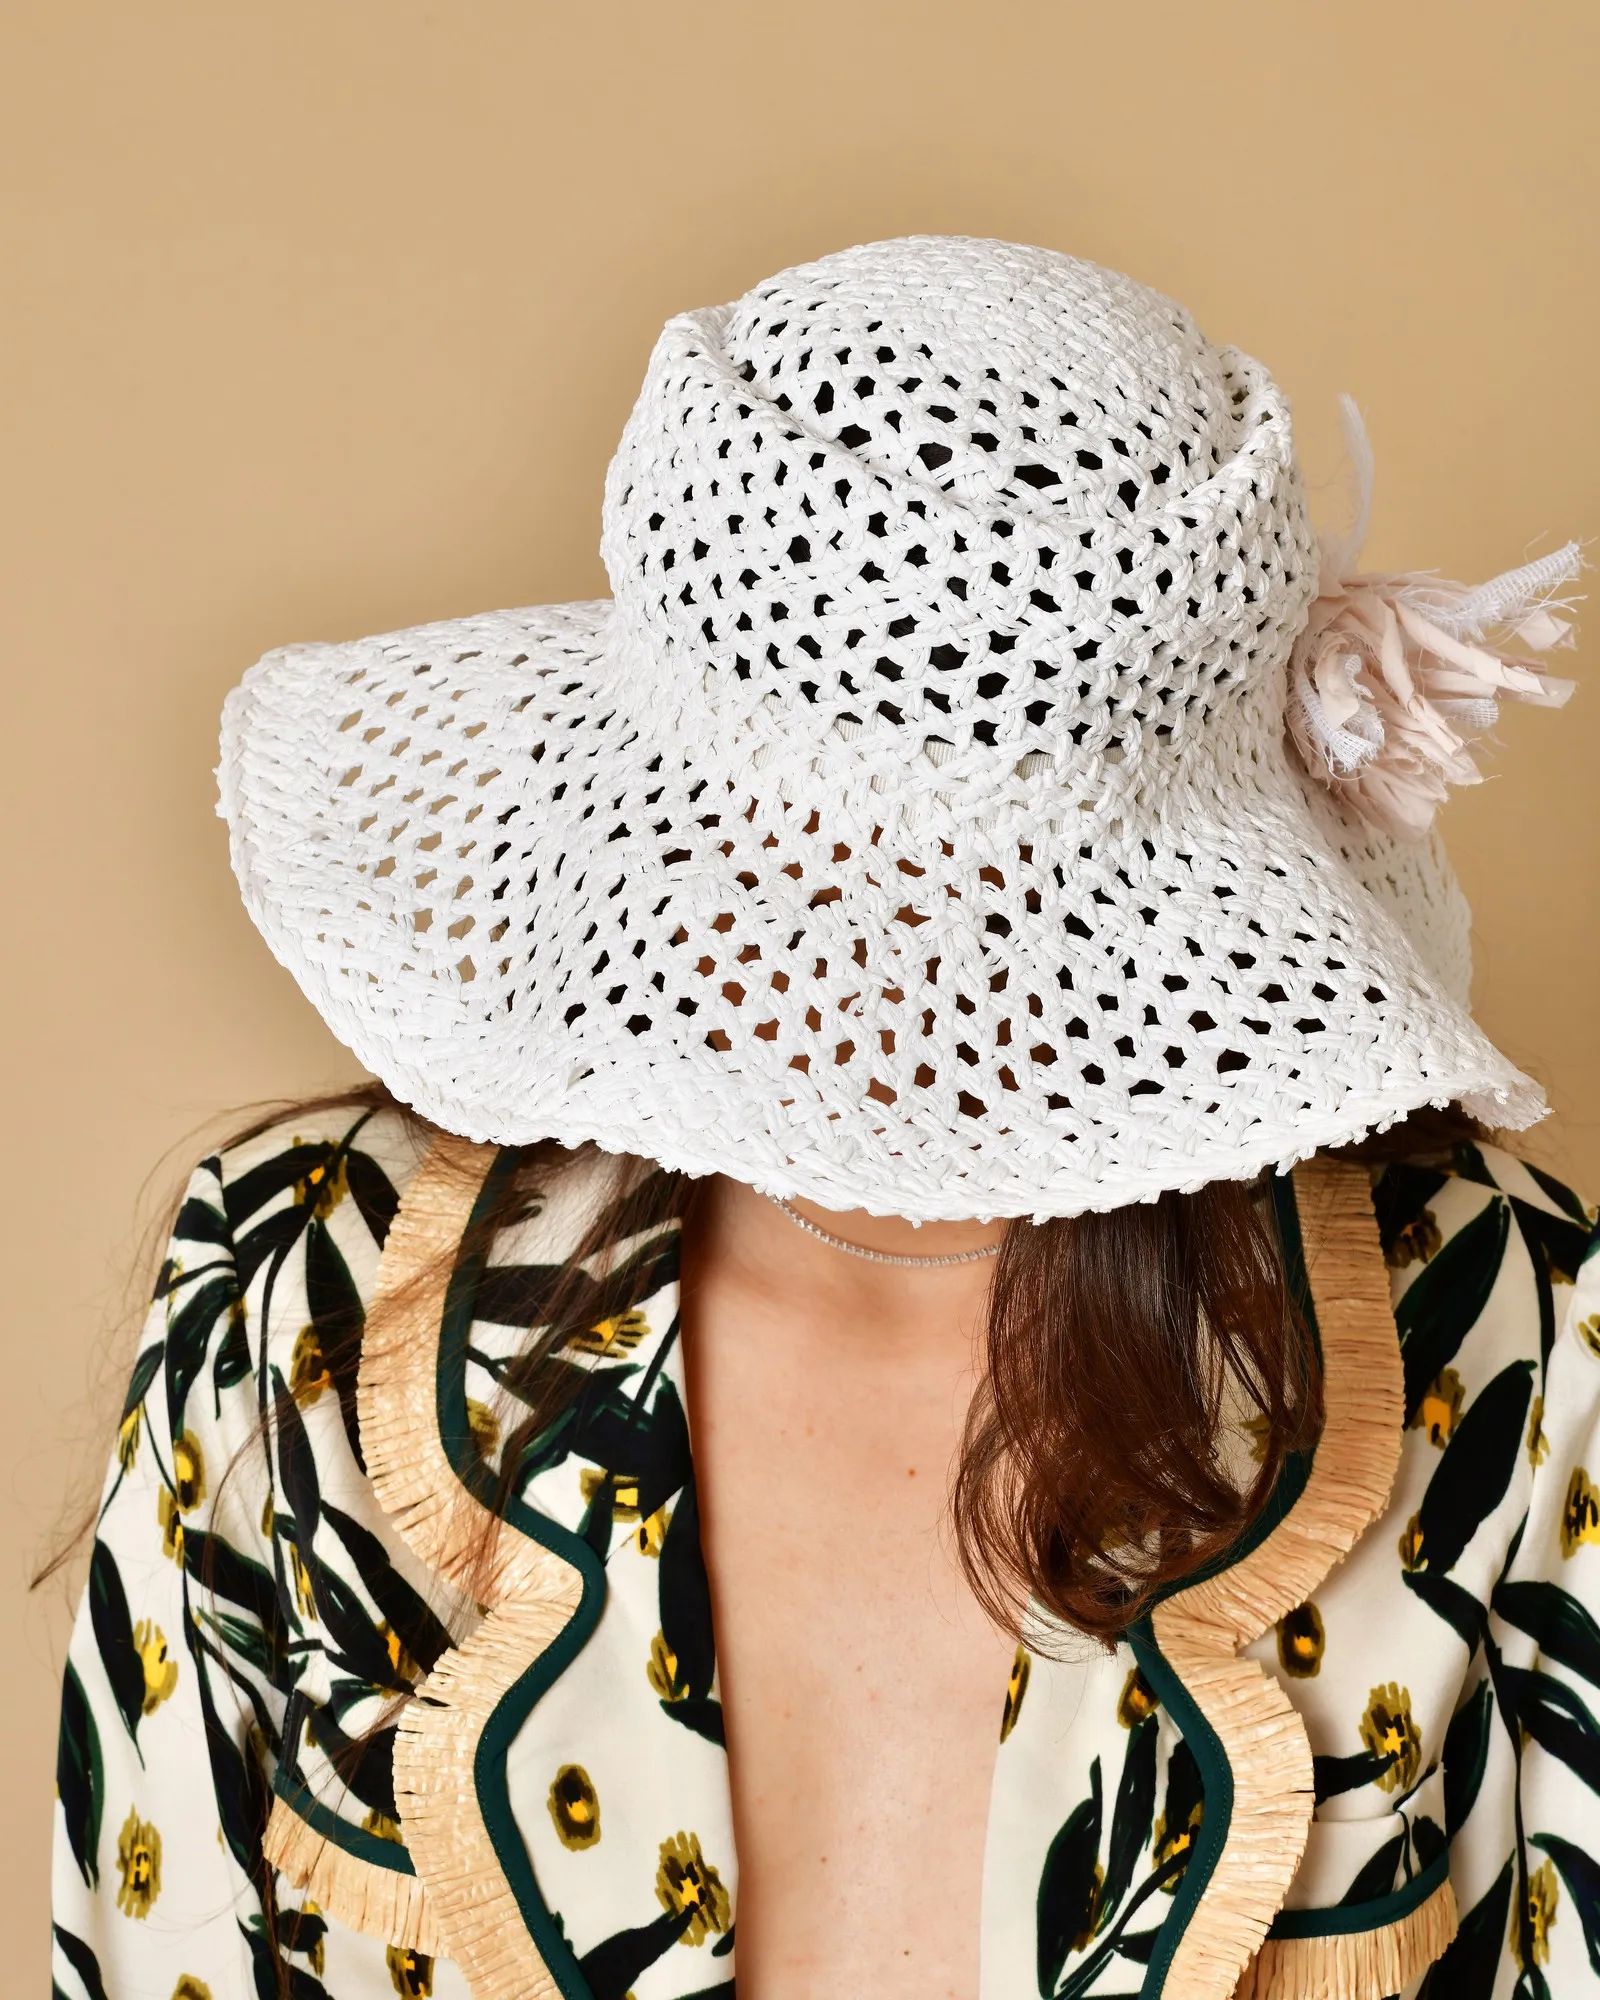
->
[51,238,1598,2000]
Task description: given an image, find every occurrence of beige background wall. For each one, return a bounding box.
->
[5,0,1596,1976]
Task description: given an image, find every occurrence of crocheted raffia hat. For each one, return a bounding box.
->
[220,237,1579,1219]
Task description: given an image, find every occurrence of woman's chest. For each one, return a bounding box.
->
[685,1330,1019,1997]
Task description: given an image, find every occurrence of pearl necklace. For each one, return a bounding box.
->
[765,1193,1004,1267]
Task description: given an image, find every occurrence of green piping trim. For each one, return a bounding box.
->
[429,1147,607,2000]
[1122,1170,1330,1995]
[1126,1617,1233,2000]
[1267,1846,1450,1939]
[270,1766,417,1875]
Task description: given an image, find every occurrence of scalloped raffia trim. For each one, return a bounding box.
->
[262,1795,443,1955]
[359,1135,580,2000]
[1153,1156,1435,1999]
[1237,1876,1459,2000]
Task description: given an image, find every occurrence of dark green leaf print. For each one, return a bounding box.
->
[183,1528,288,1675]
[1495,1659,1600,1794]
[1442,1678,1493,1834]
[172,1190,233,1246]
[192,1621,274,1879]
[1411,1358,1533,1578]
[223,1141,342,1234]
[1037,1756,1103,1997]
[303,1699,400,1818]
[56,1664,104,1889]
[1338,1829,1406,1904]
[322,1503,452,1677]
[304,1216,367,1460]
[241,1915,330,2000]
[165,1270,241,1432]
[233,1205,311,1292]
[272,1365,322,1548]
[1401,1569,1486,1649]
[87,1540,148,1749]
[1373,1161,1451,1259]
[1398,1196,1510,1423]
[580,1907,695,2000]
[1419,1858,1512,1999]
[1494,1578,1600,1691]
[344,1145,400,1246]
[1531,1833,1600,1975]
[1101,1715,1157,1924]
[212,1301,251,1407]
[658,1470,716,1705]
[120,1342,164,1420]
[51,1923,110,2000]
[1313,1748,1396,1802]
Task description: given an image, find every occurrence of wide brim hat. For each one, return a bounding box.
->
[220,237,1548,1220]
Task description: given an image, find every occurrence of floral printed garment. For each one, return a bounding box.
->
[50,1106,1600,2000]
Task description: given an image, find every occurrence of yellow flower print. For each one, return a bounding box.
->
[1410,1369,1464,1449]
[298,1897,327,1976]
[290,1543,317,1620]
[466,1398,500,1459]
[655,1831,730,1945]
[158,1490,184,1565]
[580,1467,642,1521]
[385,1946,434,1996]
[1397,1513,1425,1572]
[294,1150,348,1220]
[634,1505,670,1558]
[133,1621,179,1713]
[1072,1861,1105,1953]
[289,1325,329,1404]
[1117,1667,1156,1729]
[172,1432,206,1513]
[548,1764,602,1850]
[1510,1857,1559,1971]
[382,1622,418,1684]
[1576,1312,1600,1361]
[569,1309,650,1357]
[1152,1802,1203,1886]
[1562,1467,1600,1556]
[1000,1646,1031,1742]
[1528,1395,1549,1467]
[1241,1413,1271,1466]
[1387,1210,1442,1269]
[117,1406,141,1473]
[1359,1684,1422,1794]
[261,1492,274,1537]
[115,1808,162,1917]
[1276,1602,1325,1679]
[172,1980,213,2000]
[363,1808,404,1844]
[648,1630,686,1702]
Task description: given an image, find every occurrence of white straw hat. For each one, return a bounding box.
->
[219,237,1575,1219]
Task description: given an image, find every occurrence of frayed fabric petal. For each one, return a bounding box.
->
[1236,1877,1459,2000]
[1287,395,1581,840]
[262,1795,443,1957]
[1152,1157,1447,1998]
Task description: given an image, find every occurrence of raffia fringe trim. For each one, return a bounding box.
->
[1152,1157,1411,2000]
[262,1794,443,1956]
[1235,1877,1459,2000]
[360,1136,579,2000]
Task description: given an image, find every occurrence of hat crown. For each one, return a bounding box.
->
[601,237,1317,812]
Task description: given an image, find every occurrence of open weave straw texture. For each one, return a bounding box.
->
[220,237,1542,1218]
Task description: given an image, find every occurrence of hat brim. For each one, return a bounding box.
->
[220,600,1542,1219]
